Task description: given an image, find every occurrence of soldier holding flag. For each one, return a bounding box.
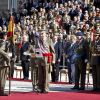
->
[7,15,15,78]
[0,32,10,96]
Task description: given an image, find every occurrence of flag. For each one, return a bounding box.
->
[7,16,14,37]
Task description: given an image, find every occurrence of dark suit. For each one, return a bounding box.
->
[54,40,62,82]
[20,41,30,79]
[68,9,78,21]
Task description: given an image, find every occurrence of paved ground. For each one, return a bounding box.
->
[5,68,93,93]
[5,80,93,93]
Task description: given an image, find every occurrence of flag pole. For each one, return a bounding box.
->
[9,19,15,95]
[8,0,13,95]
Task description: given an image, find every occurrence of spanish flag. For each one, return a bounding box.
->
[7,16,14,37]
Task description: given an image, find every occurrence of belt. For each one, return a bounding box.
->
[42,53,52,63]
[92,54,100,56]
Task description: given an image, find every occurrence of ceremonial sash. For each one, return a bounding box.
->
[17,43,22,49]
[42,53,53,63]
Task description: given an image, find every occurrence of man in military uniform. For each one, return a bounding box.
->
[72,32,89,90]
[30,29,54,93]
[91,33,100,91]
[0,32,10,96]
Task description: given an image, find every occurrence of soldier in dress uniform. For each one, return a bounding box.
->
[0,32,10,96]
[29,29,40,92]
[91,32,100,91]
[8,37,17,78]
[72,32,89,90]
[30,28,54,93]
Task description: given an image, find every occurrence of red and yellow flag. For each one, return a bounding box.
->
[7,16,14,37]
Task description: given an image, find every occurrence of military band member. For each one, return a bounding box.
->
[91,33,100,91]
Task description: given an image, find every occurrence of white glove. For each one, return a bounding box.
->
[67,59,70,62]
[52,61,55,64]
[85,59,88,63]
[8,53,12,57]
[23,52,31,56]
[58,59,60,62]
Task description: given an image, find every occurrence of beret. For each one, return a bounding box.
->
[76,32,84,36]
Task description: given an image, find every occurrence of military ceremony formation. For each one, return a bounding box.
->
[0,0,100,96]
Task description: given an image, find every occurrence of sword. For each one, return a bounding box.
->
[9,65,11,95]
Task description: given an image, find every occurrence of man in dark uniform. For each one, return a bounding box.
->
[72,32,89,90]
[91,33,100,91]
[0,32,10,96]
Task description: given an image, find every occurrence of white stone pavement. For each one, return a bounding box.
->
[5,70,93,93]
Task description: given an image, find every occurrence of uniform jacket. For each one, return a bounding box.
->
[75,39,89,62]
[91,39,100,65]
[0,48,10,67]
[0,39,10,67]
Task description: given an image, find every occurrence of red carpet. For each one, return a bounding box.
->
[3,78,98,100]
[0,91,100,100]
